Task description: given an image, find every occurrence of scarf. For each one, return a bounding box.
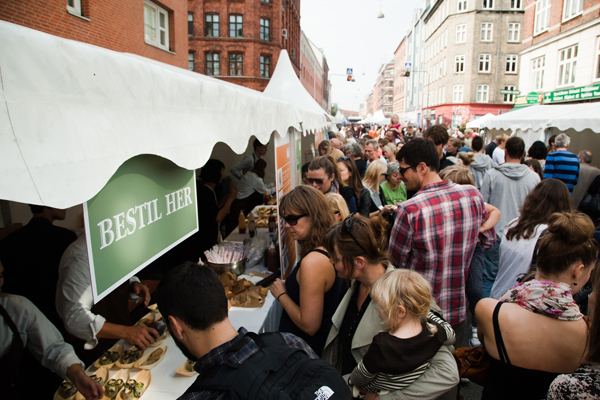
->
[499,280,583,321]
[328,178,340,194]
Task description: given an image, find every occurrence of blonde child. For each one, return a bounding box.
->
[348,269,455,396]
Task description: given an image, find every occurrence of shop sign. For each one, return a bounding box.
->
[84,155,198,303]
[515,93,542,108]
[543,84,600,103]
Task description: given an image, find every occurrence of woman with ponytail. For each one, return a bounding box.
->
[476,212,599,400]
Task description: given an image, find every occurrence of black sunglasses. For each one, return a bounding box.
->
[283,213,308,226]
[307,178,325,185]
[337,156,351,161]
[398,165,415,176]
[342,214,368,254]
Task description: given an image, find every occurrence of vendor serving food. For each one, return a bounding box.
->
[56,234,158,364]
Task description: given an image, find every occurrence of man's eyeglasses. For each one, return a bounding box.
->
[342,214,368,254]
[283,213,308,226]
[398,165,415,176]
[307,178,325,185]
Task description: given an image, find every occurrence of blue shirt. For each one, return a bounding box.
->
[544,151,580,193]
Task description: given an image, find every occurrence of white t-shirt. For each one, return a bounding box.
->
[492,146,505,167]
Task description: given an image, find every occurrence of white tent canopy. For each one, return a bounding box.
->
[466,113,495,129]
[0,22,333,208]
[370,110,390,126]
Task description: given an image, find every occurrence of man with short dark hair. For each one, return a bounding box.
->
[389,138,495,345]
[544,133,580,194]
[230,139,269,180]
[480,136,540,297]
[364,140,385,165]
[572,150,600,208]
[423,124,454,171]
[157,262,350,400]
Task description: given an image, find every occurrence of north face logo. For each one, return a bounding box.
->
[314,386,334,400]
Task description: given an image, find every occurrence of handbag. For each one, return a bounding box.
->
[454,346,491,386]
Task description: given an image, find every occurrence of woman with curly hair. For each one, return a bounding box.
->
[270,185,342,356]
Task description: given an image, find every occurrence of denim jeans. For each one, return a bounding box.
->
[482,234,501,298]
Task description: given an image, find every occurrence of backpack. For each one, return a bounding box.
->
[185,332,351,400]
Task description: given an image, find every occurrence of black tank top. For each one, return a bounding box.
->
[278,249,342,357]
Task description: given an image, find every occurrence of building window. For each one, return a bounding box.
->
[144,1,169,51]
[557,45,578,87]
[480,23,493,42]
[505,55,518,74]
[507,23,520,42]
[229,53,243,76]
[530,56,545,90]
[188,53,195,71]
[188,12,194,36]
[503,85,516,103]
[453,85,464,103]
[454,55,465,73]
[478,54,491,73]
[534,0,551,35]
[67,0,82,15]
[262,0,271,2]
[229,15,243,38]
[482,0,493,9]
[205,14,219,37]
[563,0,584,21]
[458,0,467,12]
[595,38,600,81]
[206,53,220,76]
[260,55,271,78]
[260,18,270,41]
[476,85,489,103]
[510,0,522,8]
[456,24,467,43]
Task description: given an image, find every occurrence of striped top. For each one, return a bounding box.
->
[544,151,580,193]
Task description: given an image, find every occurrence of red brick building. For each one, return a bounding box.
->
[0,0,188,69]
[188,0,301,92]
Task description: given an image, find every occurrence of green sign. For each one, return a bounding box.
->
[500,89,521,95]
[84,155,198,302]
[526,92,542,103]
[543,84,600,103]
[514,92,542,108]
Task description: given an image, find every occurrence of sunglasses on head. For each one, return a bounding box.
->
[337,156,350,161]
[307,178,325,185]
[283,213,308,226]
[342,214,368,254]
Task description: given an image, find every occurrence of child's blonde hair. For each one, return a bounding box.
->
[371,269,436,334]
[325,193,350,221]
[439,165,475,187]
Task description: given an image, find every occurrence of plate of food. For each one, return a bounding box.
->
[93,344,124,369]
[117,370,151,400]
[133,345,167,370]
[115,346,144,369]
[72,366,109,400]
[146,304,160,314]
[103,369,129,400]
[175,360,197,377]
[136,312,155,327]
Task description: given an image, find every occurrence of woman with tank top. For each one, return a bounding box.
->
[270,185,342,356]
[476,212,598,399]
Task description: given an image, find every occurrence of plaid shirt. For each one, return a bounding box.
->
[178,327,318,400]
[389,180,496,326]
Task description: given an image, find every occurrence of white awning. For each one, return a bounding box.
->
[0,22,333,208]
[466,113,495,129]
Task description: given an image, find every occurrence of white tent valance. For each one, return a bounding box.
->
[0,22,334,208]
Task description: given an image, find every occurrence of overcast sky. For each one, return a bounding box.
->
[300,0,424,112]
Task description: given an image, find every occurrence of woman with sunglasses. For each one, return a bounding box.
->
[337,156,371,217]
[270,186,343,356]
[326,193,350,222]
[322,215,459,399]
[362,160,395,218]
[307,156,358,214]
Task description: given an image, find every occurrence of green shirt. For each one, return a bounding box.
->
[381,181,407,205]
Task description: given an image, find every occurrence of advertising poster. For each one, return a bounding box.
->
[84,155,198,303]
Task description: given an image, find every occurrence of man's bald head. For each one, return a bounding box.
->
[330,138,343,150]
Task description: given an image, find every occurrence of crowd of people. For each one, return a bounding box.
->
[2,116,600,400]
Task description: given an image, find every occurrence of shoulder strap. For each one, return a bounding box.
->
[492,302,511,365]
[308,249,329,258]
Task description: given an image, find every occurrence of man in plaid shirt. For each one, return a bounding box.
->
[389,136,496,345]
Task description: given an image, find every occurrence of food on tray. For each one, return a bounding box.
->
[105,378,125,399]
[142,348,164,366]
[122,347,142,364]
[120,379,144,400]
[176,359,198,377]
[99,350,120,365]
[57,381,78,398]
[185,360,196,372]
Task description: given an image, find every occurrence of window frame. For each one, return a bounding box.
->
[188,52,195,71]
[67,0,82,15]
[260,18,270,41]
[458,0,468,12]
[557,44,578,87]
[510,0,522,9]
[478,54,491,73]
[534,0,551,36]
[476,85,490,103]
[206,53,220,76]
[205,13,220,37]
[507,23,520,43]
[229,14,243,38]
[455,55,465,74]
[480,22,493,42]
[456,24,467,44]
[530,56,545,91]
[229,53,244,76]
[562,0,584,22]
[505,54,518,74]
[144,0,169,51]
[503,85,517,103]
[453,85,464,103]
[188,12,194,37]
[260,55,271,78]
[594,37,600,82]
[482,0,494,10]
